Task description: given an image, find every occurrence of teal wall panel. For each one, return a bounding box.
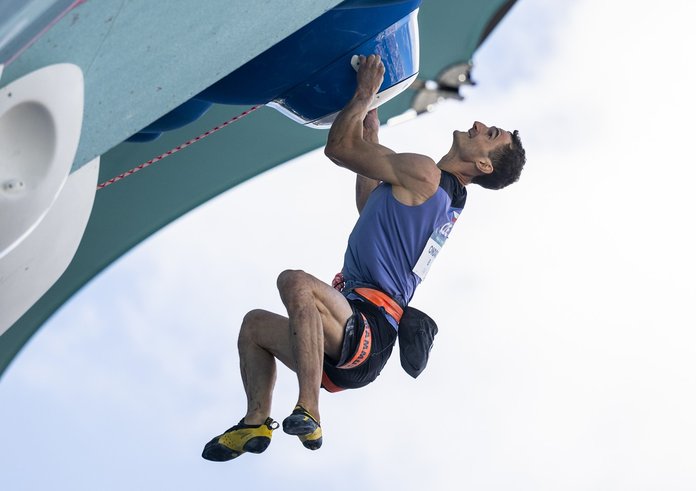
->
[0,0,516,377]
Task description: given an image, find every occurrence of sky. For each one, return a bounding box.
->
[2,0,696,489]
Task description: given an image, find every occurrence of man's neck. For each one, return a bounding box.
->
[437,158,474,186]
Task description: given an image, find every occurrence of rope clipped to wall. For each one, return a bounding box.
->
[97,105,260,190]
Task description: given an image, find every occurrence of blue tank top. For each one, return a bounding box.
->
[342,170,467,307]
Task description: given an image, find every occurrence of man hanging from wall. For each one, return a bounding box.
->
[202,54,526,461]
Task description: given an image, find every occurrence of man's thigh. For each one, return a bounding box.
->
[309,276,354,361]
[279,269,353,361]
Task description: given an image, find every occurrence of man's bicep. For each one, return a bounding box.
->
[330,139,401,183]
[327,139,437,191]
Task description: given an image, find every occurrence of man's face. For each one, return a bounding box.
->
[454,121,513,164]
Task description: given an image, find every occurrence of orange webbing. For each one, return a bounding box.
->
[353,288,404,323]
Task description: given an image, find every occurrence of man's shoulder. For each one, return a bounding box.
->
[390,153,441,201]
[396,152,438,170]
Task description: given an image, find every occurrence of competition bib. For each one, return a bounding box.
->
[412,209,460,281]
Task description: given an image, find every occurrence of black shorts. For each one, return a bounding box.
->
[321,298,397,392]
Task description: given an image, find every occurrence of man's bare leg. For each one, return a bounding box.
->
[203,270,352,460]
[236,270,352,423]
[276,269,353,422]
[237,309,296,425]
[202,309,294,461]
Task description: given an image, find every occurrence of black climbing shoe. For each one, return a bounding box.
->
[202,417,278,461]
[282,405,323,450]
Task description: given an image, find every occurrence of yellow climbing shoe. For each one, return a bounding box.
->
[282,405,323,450]
[202,417,278,461]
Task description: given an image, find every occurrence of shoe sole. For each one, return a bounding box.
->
[244,436,271,454]
[299,433,323,450]
[202,435,270,462]
[282,418,317,436]
[283,415,323,450]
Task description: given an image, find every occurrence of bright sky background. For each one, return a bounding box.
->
[2,1,696,490]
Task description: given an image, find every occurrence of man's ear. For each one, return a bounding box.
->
[476,158,494,175]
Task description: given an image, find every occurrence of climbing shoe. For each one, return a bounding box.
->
[282,405,323,450]
[202,417,279,461]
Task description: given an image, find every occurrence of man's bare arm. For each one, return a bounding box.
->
[356,109,381,214]
[325,55,440,203]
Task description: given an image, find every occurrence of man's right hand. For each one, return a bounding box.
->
[355,54,385,101]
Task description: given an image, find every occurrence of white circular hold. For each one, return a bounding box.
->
[0,102,57,192]
[0,63,84,259]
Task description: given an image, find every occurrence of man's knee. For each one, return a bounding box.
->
[238,309,268,346]
[277,269,320,313]
[277,269,312,295]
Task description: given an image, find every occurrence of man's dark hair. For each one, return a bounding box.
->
[472,130,526,190]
